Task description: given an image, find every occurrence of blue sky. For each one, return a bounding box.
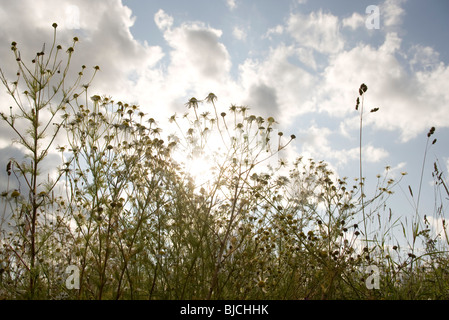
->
[0,0,448,245]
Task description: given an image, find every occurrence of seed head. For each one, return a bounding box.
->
[427,126,436,138]
[359,83,368,96]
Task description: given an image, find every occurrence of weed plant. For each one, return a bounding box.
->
[0,25,448,300]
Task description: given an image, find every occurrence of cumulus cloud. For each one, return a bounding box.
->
[152,11,233,105]
[286,10,344,54]
[0,1,153,145]
[409,45,442,72]
[296,47,317,70]
[245,83,279,117]
[382,0,407,28]
[154,8,174,31]
[238,44,316,123]
[342,12,365,30]
[317,31,449,142]
[1,0,448,181]
[298,125,388,167]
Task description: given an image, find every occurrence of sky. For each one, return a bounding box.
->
[0,0,448,245]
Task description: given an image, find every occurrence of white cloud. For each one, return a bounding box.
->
[342,12,365,30]
[238,44,316,123]
[387,161,407,179]
[286,10,344,54]
[298,125,388,167]
[296,47,317,70]
[126,10,240,124]
[426,216,449,241]
[154,8,174,31]
[382,0,407,28]
[363,145,389,163]
[264,25,284,40]
[317,32,449,142]
[2,0,447,179]
[409,45,442,73]
[226,0,237,11]
[0,0,166,148]
[159,16,232,90]
[232,26,247,41]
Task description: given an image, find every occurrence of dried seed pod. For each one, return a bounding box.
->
[6,161,12,176]
[359,83,368,96]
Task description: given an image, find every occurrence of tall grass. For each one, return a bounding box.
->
[0,25,448,300]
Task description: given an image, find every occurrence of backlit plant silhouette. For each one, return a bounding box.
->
[0,25,448,300]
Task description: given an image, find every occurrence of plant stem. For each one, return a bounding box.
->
[359,94,368,245]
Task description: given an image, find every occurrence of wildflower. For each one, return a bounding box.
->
[91,95,101,102]
[169,114,177,123]
[246,115,256,123]
[205,93,217,104]
[185,97,201,109]
[255,276,268,293]
[11,190,20,198]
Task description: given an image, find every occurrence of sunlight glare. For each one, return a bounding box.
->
[186,152,216,189]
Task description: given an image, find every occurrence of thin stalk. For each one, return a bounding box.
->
[359,93,368,245]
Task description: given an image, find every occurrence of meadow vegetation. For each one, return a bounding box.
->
[1,25,448,300]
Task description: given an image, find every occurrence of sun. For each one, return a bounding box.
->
[185,150,217,189]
